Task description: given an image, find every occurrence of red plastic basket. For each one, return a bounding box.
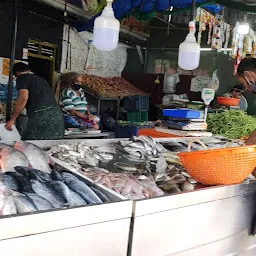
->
[217,97,240,106]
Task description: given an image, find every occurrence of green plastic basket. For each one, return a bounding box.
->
[127,111,148,122]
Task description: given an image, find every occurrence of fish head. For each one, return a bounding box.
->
[61,172,77,182]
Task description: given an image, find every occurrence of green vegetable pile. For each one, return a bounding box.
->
[207,110,256,139]
[117,120,150,127]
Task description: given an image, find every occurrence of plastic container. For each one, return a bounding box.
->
[162,109,204,119]
[217,97,240,106]
[178,145,256,185]
[163,74,179,93]
[93,0,120,51]
[178,21,200,70]
[127,111,148,122]
[124,96,149,111]
[115,124,151,138]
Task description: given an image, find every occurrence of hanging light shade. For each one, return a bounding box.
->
[178,21,200,70]
[93,0,120,51]
[238,14,250,35]
[238,21,250,35]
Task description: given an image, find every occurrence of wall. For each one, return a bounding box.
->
[0,1,63,70]
[61,25,128,77]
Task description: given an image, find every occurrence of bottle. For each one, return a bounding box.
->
[178,21,200,70]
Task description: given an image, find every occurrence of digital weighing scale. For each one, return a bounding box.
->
[163,88,215,131]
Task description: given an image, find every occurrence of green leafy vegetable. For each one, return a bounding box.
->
[207,110,256,139]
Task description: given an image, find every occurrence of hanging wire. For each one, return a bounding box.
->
[191,0,196,21]
[65,25,70,70]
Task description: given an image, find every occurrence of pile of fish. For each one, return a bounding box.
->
[152,162,198,194]
[81,168,164,200]
[118,136,166,159]
[0,167,111,216]
[162,138,244,153]
[47,136,200,198]
[47,141,114,170]
[0,141,51,173]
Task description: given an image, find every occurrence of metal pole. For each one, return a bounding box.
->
[6,0,19,121]
[191,0,196,21]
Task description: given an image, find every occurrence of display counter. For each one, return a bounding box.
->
[0,153,132,256]
[2,138,256,256]
[130,182,256,256]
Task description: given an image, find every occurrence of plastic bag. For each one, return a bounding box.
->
[0,124,21,140]
[156,156,167,173]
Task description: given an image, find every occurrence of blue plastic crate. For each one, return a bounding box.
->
[115,123,151,138]
[162,109,204,119]
[115,125,139,138]
[124,96,149,111]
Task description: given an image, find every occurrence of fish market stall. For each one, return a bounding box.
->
[0,141,132,256]
[43,136,256,256]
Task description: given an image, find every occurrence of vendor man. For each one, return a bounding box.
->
[5,63,64,140]
[237,58,256,145]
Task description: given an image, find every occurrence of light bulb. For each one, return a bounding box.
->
[178,21,200,70]
[93,0,120,51]
[238,22,250,35]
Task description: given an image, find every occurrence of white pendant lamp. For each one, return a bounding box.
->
[93,0,120,51]
[178,21,200,70]
[238,22,250,35]
[238,15,250,35]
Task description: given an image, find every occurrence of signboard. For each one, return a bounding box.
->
[190,76,212,92]
[190,70,219,92]
[0,58,28,84]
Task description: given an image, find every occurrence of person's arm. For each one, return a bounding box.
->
[5,90,28,131]
[245,130,256,145]
[68,109,88,119]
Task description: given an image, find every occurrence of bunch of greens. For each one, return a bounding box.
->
[117,120,150,127]
[207,110,256,139]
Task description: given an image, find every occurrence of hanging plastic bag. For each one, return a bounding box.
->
[156,155,167,173]
[155,0,170,11]
[141,0,155,13]
[131,0,143,8]
[208,70,219,91]
[0,124,21,140]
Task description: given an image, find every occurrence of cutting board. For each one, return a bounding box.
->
[156,128,212,137]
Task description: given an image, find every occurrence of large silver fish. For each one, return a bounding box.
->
[31,179,66,208]
[14,141,51,173]
[12,192,37,213]
[25,193,54,211]
[51,170,64,181]
[0,147,29,173]
[0,187,17,215]
[1,174,19,191]
[15,166,52,182]
[61,172,102,204]
[91,187,111,203]
[6,172,34,193]
[48,181,86,207]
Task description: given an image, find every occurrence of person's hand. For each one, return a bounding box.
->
[88,114,94,120]
[5,118,16,131]
[245,130,256,145]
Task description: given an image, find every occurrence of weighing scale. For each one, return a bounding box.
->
[163,88,215,131]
